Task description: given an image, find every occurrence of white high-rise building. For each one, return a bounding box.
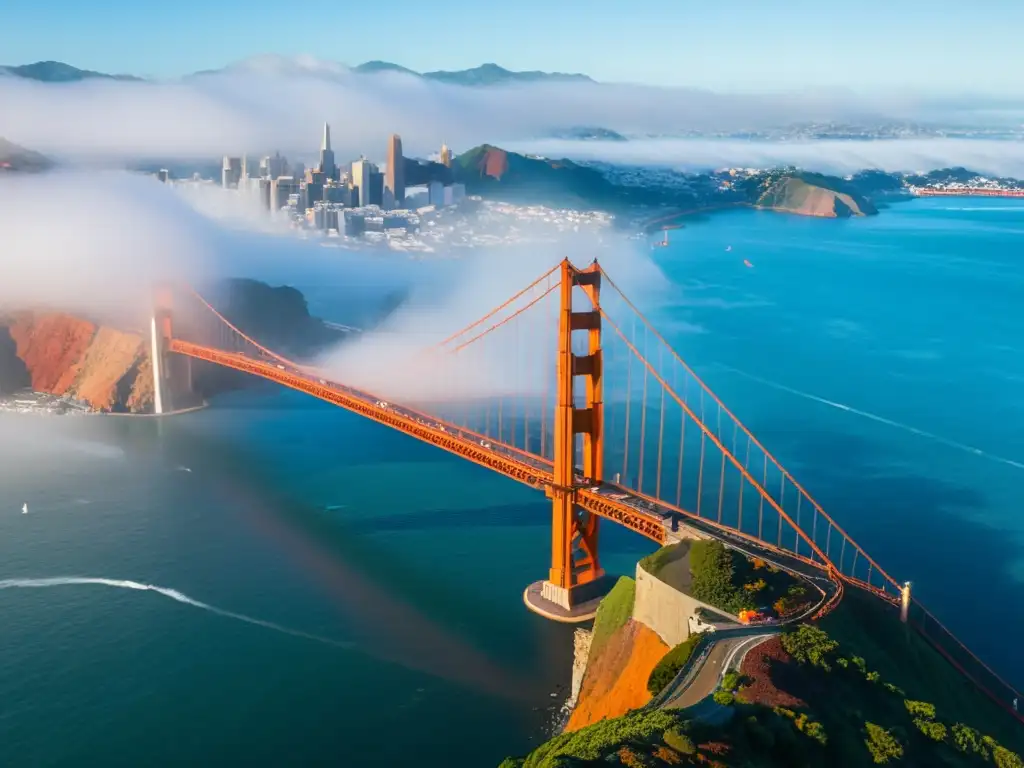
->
[428,181,445,206]
[351,158,378,207]
[221,156,242,188]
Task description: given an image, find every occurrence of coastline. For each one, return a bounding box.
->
[642,201,750,232]
[103,401,209,418]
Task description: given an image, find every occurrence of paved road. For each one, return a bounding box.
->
[661,632,775,710]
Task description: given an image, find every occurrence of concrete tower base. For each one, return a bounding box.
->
[523,575,616,623]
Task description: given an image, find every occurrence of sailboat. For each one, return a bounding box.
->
[21,503,28,514]
[652,230,670,248]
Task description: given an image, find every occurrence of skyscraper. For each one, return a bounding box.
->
[221,156,242,188]
[385,134,405,209]
[351,158,379,207]
[318,122,337,180]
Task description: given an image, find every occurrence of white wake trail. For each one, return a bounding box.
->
[0,577,354,651]
[715,364,1024,472]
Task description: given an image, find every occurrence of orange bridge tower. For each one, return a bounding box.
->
[525,259,612,622]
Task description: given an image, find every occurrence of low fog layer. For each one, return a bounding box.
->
[510,138,1024,178]
[0,54,993,163]
[0,166,668,404]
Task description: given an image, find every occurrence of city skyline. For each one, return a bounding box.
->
[4,0,1024,96]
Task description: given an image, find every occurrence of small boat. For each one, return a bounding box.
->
[21,503,28,514]
[743,259,753,268]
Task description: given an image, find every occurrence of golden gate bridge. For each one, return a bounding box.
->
[151,258,1022,723]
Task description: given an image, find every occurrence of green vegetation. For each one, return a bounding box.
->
[661,727,695,755]
[503,707,686,768]
[712,690,736,706]
[863,723,903,764]
[780,624,839,670]
[590,576,636,655]
[689,540,757,615]
[506,586,1023,767]
[647,634,704,697]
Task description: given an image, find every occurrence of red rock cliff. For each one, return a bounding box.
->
[1,312,155,412]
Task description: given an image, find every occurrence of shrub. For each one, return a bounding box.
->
[952,724,987,757]
[913,718,947,742]
[647,635,703,696]
[689,540,756,615]
[903,700,936,719]
[744,578,767,593]
[864,723,903,764]
[713,690,736,706]
[883,682,904,695]
[781,625,839,671]
[662,728,695,755]
[615,746,655,767]
[721,672,743,692]
[994,746,1024,768]
[522,709,680,767]
[802,720,828,747]
[652,745,683,765]
[865,671,881,683]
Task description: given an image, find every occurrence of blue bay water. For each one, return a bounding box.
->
[0,197,1022,765]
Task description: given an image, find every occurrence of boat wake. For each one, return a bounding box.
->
[0,577,354,651]
[715,363,1024,472]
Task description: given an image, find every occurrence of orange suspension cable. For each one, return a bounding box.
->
[676,373,688,508]
[655,348,666,500]
[717,452,726,524]
[451,283,558,353]
[621,317,633,483]
[601,308,835,569]
[599,268,896,589]
[638,326,649,492]
[438,264,560,348]
[738,436,749,532]
[188,287,303,369]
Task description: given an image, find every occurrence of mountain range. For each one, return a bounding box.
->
[0,58,594,87]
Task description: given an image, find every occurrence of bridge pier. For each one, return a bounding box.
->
[524,259,614,623]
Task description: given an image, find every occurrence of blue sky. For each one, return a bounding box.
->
[3,0,1021,94]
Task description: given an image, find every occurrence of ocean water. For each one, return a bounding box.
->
[1,197,1022,766]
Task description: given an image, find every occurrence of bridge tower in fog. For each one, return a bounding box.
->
[151,285,174,415]
[529,259,608,619]
[150,284,193,415]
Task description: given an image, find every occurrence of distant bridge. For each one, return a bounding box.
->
[150,259,1022,723]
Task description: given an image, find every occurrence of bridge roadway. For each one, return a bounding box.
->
[170,341,841,609]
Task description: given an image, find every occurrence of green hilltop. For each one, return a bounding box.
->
[501,584,1023,767]
[448,144,880,218]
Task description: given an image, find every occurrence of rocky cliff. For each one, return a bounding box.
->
[0,278,401,413]
[0,312,153,412]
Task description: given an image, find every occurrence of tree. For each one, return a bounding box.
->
[781,625,839,671]
[662,728,695,756]
[864,723,903,764]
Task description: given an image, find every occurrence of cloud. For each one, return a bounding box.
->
[311,224,669,404]
[0,54,997,166]
[506,138,1024,178]
[0,166,669,408]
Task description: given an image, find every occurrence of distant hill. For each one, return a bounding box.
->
[355,61,595,85]
[1,58,594,86]
[753,171,878,217]
[0,138,53,172]
[547,126,627,141]
[451,144,621,206]
[0,61,141,82]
